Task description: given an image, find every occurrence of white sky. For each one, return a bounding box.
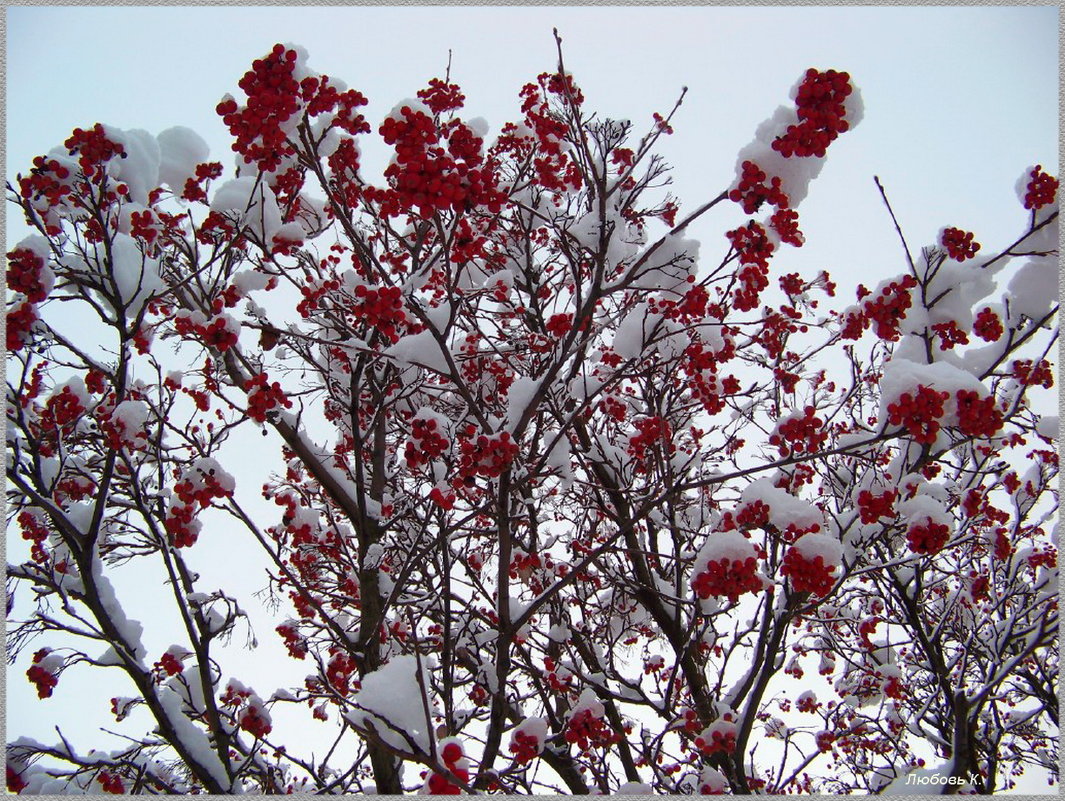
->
[4,3,1060,789]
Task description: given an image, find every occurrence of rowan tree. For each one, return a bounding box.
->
[6,36,1058,794]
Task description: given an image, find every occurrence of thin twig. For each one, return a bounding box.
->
[874,176,917,275]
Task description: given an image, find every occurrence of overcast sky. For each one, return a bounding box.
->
[4,3,1059,785]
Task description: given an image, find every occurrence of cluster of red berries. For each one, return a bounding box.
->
[427,741,470,794]
[961,488,985,519]
[544,71,586,105]
[405,416,450,469]
[240,703,272,740]
[816,730,836,752]
[972,307,1004,342]
[532,151,584,194]
[726,221,775,268]
[518,73,577,152]
[681,345,736,414]
[164,503,201,549]
[220,679,251,705]
[697,774,729,795]
[781,656,804,683]
[542,657,573,694]
[510,729,542,765]
[173,468,233,510]
[648,282,710,324]
[1023,165,1059,210]
[930,320,969,351]
[772,69,853,158]
[512,75,585,193]
[218,681,272,737]
[509,550,543,581]
[692,555,762,603]
[81,370,106,395]
[173,311,240,352]
[857,489,897,524]
[448,217,491,266]
[767,367,794,396]
[941,227,981,261]
[674,283,713,322]
[1011,359,1054,389]
[181,161,224,203]
[325,651,359,696]
[6,301,37,352]
[968,574,990,603]
[796,693,820,714]
[610,147,636,170]
[128,209,160,248]
[152,650,186,680]
[349,284,408,343]
[299,76,370,138]
[17,510,51,563]
[457,429,518,481]
[770,208,804,247]
[905,517,950,554]
[886,385,949,445]
[64,124,126,179]
[858,616,879,650]
[643,654,666,675]
[370,108,504,218]
[216,45,301,172]
[295,276,341,318]
[777,273,805,298]
[773,464,816,495]
[545,312,572,337]
[676,707,703,735]
[418,78,466,114]
[882,673,906,700]
[270,490,316,546]
[780,548,836,597]
[280,590,314,620]
[7,247,51,303]
[18,156,73,222]
[379,106,453,204]
[321,134,361,201]
[954,389,1003,438]
[40,385,87,445]
[729,161,790,214]
[732,500,771,531]
[993,529,1013,561]
[447,119,504,210]
[839,308,866,341]
[96,771,125,794]
[244,372,292,423]
[429,486,457,510]
[726,223,774,312]
[276,623,308,660]
[753,308,801,360]
[627,416,674,463]
[270,227,304,259]
[209,284,245,316]
[768,407,827,457]
[194,211,239,248]
[693,718,737,755]
[26,648,59,699]
[858,275,918,341]
[1027,546,1057,571]
[96,402,148,452]
[565,707,619,752]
